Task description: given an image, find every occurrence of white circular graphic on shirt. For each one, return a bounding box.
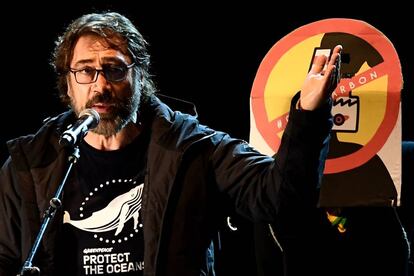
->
[63,179,144,244]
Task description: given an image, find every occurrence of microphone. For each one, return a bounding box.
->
[59,108,100,147]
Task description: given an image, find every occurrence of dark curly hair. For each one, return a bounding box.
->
[50,12,156,106]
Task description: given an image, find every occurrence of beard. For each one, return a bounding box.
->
[71,86,141,137]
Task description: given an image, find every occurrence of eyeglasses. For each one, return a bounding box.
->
[69,63,135,84]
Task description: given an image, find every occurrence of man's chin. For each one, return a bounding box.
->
[97,111,117,120]
[92,119,124,137]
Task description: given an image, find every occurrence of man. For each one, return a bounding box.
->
[0,12,341,275]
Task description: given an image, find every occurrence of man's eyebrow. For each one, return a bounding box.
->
[71,59,94,67]
[101,57,128,64]
[71,57,127,68]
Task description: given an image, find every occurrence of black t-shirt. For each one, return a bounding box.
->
[56,132,148,275]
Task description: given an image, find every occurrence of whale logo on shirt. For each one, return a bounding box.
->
[64,184,143,236]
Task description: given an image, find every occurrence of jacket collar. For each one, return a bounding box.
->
[140,95,215,153]
[7,94,215,168]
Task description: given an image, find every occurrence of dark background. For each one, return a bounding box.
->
[0,2,412,274]
[1,3,412,164]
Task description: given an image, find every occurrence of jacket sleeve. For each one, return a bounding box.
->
[0,158,22,275]
[211,93,332,221]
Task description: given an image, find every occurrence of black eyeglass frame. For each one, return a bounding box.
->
[69,63,135,84]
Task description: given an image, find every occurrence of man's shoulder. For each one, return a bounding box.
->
[156,94,198,117]
[6,111,72,166]
[8,110,72,144]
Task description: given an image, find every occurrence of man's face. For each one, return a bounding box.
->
[67,34,140,137]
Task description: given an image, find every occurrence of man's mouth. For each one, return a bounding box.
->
[90,103,115,114]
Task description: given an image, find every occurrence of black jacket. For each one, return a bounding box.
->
[0,94,332,276]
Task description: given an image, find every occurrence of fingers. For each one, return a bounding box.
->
[325,45,343,92]
[309,54,328,74]
[328,45,342,67]
[331,45,342,85]
[310,45,342,76]
[300,45,343,110]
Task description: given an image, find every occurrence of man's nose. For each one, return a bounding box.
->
[94,71,111,90]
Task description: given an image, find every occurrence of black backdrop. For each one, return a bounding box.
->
[1,3,413,164]
[0,2,412,274]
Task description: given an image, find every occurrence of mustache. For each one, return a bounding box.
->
[85,91,121,109]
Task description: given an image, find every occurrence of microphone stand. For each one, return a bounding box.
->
[18,146,80,276]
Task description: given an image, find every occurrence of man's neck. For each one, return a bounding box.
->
[83,122,141,151]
